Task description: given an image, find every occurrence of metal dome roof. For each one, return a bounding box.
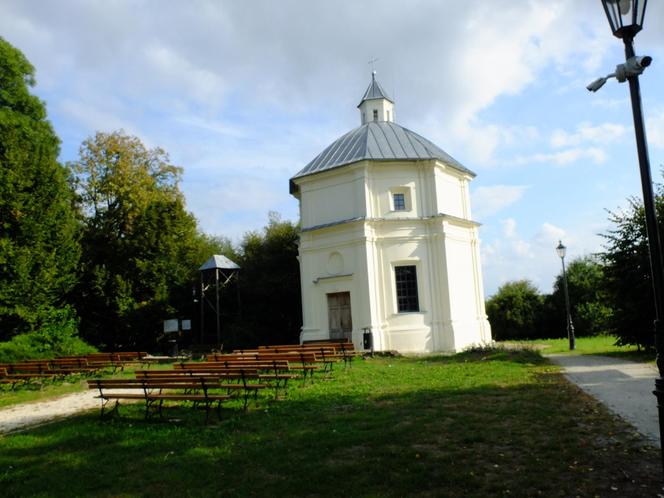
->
[290,121,474,188]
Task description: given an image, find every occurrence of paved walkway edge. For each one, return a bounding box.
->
[547,354,660,447]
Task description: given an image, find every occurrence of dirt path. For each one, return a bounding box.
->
[0,390,137,434]
[547,354,660,446]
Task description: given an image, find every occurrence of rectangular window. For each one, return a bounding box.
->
[395,265,419,312]
[373,109,378,121]
[393,193,406,211]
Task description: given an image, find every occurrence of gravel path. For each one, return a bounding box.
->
[0,389,138,434]
[547,354,660,446]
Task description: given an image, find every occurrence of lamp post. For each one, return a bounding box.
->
[591,0,664,470]
[556,241,576,351]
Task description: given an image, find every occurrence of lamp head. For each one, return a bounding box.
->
[601,0,647,39]
[556,240,567,259]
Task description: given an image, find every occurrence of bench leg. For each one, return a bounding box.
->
[144,399,153,420]
[275,378,289,400]
[100,398,119,420]
[100,398,108,419]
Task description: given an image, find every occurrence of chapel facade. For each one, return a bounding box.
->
[289,73,491,352]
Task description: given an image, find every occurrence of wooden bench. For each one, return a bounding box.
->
[87,377,232,421]
[0,367,35,388]
[303,340,360,366]
[178,359,297,397]
[260,352,327,379]
[75,351,151,371]
[227,352,323,383]
[7,359,96,378]
[84,351,148,371]
[254,342,356,368]
[1,361,58,381]
[168,365,270,405]
[257,345,341,363]
[48,358,99,375]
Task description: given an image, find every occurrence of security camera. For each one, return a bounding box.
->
[587,77,608,92]
[588,55,653,92]
[630,55,652,69]
[615,55,653,81]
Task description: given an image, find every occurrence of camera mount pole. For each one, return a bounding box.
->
[623,34,664,471]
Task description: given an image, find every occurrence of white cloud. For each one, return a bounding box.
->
[0,0,658,296]
[473,185,529,220]
[550,122,626,148]
[0,0,621,172]
[590,97,630,110]
[173,115,248,140]
[646,109,664,149]
[512,239,533,258]
[535,223,566,245]
[516,147,607,166]
[414,1,614,164]
[481,220,606,296]
[502,218,517,238]
[57,98,141,138]
[182,176,298,241]
[143,44,228,108]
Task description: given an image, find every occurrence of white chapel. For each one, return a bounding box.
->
[289,73,491,353]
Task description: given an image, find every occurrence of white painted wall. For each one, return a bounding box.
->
[297,164,366,228]
[293,157,491,353]
[434,163,472,219]
[359,98,395,124]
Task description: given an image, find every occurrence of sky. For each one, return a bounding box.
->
[2,0,664,297]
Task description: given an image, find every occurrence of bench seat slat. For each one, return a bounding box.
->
[95,394,146,400]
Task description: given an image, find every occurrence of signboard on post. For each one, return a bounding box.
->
[163,319,192,334]
[163,319,179,334]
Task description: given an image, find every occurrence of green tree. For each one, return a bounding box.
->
[602,194,664,349]
[232,212,301,348]
[547,256,612,338]
[486,280,544,341]
[71,131,210,349]
[0,37,80,339]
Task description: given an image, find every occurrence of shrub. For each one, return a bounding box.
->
[0,307,96,362]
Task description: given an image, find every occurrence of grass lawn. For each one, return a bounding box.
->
[0,348,661,497]
[499,335,656,362]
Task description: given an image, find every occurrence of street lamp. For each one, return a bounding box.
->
[556,241,576,351]
[591,0,664,470]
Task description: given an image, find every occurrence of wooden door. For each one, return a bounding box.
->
[327,292,352,341]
